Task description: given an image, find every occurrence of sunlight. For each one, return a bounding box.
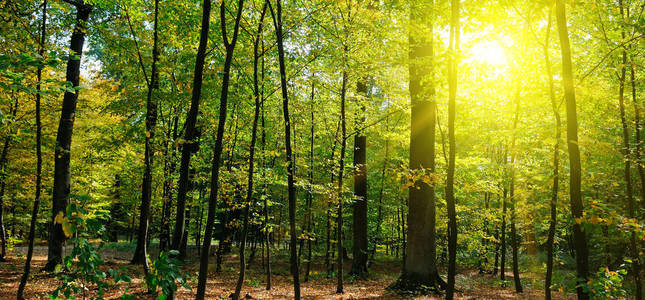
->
[469,40,508,67]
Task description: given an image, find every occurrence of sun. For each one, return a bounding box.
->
[468,40,508,67]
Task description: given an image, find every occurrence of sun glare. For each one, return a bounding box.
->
[469,40,508,67]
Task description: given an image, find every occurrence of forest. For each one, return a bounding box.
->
[0,0,643,299]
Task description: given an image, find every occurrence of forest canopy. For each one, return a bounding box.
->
[0,0,644,299]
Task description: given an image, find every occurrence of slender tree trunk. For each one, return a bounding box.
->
[350,79,368,278]
[555,1,589,298]
[326,120,340,278]
[500,184,507,281]
[0,96,18,262]
[618,2,643,298]
[44,2,92,271]
[445,0,459,297]
[305,77,315,282]
[335,71,348,293]
[543,8,560,300]
[270,1,301,298]
[171,0,214,254]
[196,1,244,299]
[372,117,389,262]
[132,0,161,269]
[232,4,265,299]
[260,60,272,290]
[17,2,47,296]
[509,86,522,293]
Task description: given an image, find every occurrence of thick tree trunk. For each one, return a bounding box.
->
[270,0,301,297]
[350,79,368,278]
[543,9,560,300]
[132,0,160,269]
[555,1,590,298]
[445,0,459,297]
[391,0,445,292]
[196,1,244,299]
[17,2,47,296]
[44,2,92,271]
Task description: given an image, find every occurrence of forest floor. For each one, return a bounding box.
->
[0,242,575,299]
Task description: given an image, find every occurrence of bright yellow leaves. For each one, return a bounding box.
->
[54,211,74,238]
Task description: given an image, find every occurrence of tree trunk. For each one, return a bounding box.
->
[445,0,459,297]
[391,0,445,292]
[615,1,643,298]
[305,77,315,282]
[171,0,213,255]
[261,60,272,290]
[335,70,348,293]
[44,2,92,271]
[269,0,300,298]
[350,79,368,278]
[232,4,265,299]
[0,96,18,262]
[543,8,560,300]
[555,1,590,298]
[500,184,507,281]
[196,1,244,299]
[509,87,522,293]
[132,0,161,269]
[17,2,47,296]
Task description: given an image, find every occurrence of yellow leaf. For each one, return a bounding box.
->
[54,211,65,225]
[575,217,582,224]
[62,219,74,238]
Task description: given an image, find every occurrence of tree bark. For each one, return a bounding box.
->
[17,2,47,296]
[269,0,301,297]
[555,1,589,298]
[171,0,213,254]
[44,2,92,271]
[232,3,266,299]
[335,71,348,293]
[445,0,459,297]
[509,87,522,293]
[390,0,444,292]
[543,8,560,300]
[132,0,161,269]
[350,79,368,278]
[196,1,244,299]
[0,96,18,262]
[305,77,315,282]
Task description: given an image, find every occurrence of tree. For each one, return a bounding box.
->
[350,79,368,278]
[542,6,560,300]
[131,0,161,268]
[445,0,459,297]
[269,0,301,297]
[390,0,445,292]
[196,0,244,298]
[554,1,589,298]
[44,0,92,271]
[232,2,266,299]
